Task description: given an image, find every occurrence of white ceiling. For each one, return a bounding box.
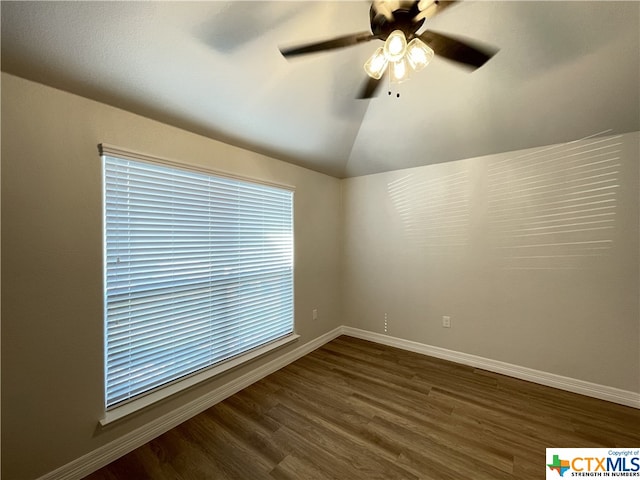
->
[2,1,638,178]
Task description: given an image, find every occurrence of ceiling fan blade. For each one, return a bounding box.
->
[280,32,376,58]
[416,0,459,21]
[371,1,395,22]
[357,75,384,99]
[419,30,498,70]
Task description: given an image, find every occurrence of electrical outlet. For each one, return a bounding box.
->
[442,316,451,328]
[312,308,318,321]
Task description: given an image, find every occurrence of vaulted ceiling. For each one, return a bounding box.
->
[2,1,638,177]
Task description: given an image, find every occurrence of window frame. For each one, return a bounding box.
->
[98,144,298,425]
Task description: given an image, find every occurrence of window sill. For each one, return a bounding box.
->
[100,333,299,426]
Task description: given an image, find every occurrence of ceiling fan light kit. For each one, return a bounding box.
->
[384,29,408,61]
[279,1,498,98]
[390,56,409,83]
[364,30,434,83]
[406,38,434,71]
[364,47,388,79]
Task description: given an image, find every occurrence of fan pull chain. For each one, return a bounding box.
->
[387,73,401,98]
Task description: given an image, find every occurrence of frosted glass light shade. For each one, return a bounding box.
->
[364,47,388,79]
[407,38,434,71]
[384,30,407,62]
[390,58,409,83]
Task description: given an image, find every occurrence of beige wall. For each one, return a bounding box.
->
[343,131,640,393]
[1,73,343,480]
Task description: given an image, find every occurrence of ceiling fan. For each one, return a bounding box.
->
[279,0,498,98]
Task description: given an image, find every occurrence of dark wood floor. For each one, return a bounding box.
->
[85,335,640,479]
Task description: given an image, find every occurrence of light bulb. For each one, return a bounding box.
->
[406,38,434,71]
[364,47,388,80]
[383,30,407,62]
[390,58,409,83]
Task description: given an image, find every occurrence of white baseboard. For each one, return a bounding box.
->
[37,327,343,480]
[341,326,640,409]
[39,325,639,480]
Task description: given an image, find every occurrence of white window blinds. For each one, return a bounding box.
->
[102,153,294,408]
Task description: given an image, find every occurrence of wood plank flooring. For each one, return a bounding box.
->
[84,336,640,479]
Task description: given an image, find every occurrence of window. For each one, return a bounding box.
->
[101,146,294,412]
